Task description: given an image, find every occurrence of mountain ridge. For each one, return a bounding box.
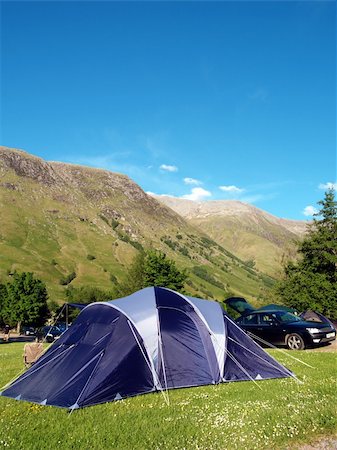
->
[150,195,307,230]
[151,194,307,277]
[0,146,278,305]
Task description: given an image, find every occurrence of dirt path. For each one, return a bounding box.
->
[293,435,337,449]
[307,339,337,352]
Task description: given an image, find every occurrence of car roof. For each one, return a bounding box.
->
[241,309,290,316]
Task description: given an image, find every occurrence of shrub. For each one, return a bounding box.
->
[99,214,109,225]
[191,266,224,290]
[59,272,76,286]
[111,219,119,230]
[178,246,189,257]
[110,273,117,283]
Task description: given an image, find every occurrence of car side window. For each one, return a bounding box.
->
[259,314,276,325]
[243,314,258,325]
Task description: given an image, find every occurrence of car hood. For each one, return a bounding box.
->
[287,320,335,330]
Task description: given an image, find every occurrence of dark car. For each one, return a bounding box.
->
[37,326,63,343]
[22,326,36,336]
[236,310,336,350]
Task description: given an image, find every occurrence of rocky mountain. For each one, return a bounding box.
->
[151,195,308,277]
[0,146,277,305]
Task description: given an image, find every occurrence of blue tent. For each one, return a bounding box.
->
[1,287,293,410]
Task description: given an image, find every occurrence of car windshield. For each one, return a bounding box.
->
[275,312,302,323]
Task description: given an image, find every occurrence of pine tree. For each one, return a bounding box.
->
[114,250,187,297]
[299,189,337,282]
[276,189,337,319]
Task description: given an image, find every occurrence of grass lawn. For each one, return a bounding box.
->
[0,342,336,449]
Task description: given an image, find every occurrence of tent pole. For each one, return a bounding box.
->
[227,336,302,384]
[68,351,104,416]
[1,304,70,390]
[126,320,169,406]
[224,314,314,370]
[247,331,314,370]
[6,344,75,390]
[155,308,170,406]
[158,337,170,406]
[227,336,293,375]
[224,348,262,390]
[42,303,66,343]
[0,366,27,392]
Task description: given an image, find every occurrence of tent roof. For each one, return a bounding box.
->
[83,287,227,373]
[1,286,294,410]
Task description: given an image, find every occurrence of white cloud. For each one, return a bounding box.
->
[182,187,212,201]
[319,181,337,190]
[303,205,318,217]
[219,185,245,193]
[183,177,202,186]
[160,164,178,172]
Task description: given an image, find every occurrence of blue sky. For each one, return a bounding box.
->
[1,1,336,220]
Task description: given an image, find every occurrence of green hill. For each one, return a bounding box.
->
[0,146,278,305]
[151,195,307,278]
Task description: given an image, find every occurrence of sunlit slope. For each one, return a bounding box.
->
[0,147,276,304]
[152,195,307,278]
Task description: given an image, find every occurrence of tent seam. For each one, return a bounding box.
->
[83,300,158,389]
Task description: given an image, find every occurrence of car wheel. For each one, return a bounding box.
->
[286,333,305,350]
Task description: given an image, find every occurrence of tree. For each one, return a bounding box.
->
[299,189,337,282]
[0,283,7,326]
[114,250,188,297]
[62,285,114,322]
[65,285,113,304]
[276,189,337,319]
[2,272,49,333]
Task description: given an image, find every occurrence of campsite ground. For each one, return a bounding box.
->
[0,341,336,450]
[296,436,337,450]
[310,338,337,352]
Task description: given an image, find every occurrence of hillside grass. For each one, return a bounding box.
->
[191,216,299,279]
[0,343,336,449]
[0,162,281,306]
[0,208,271,306]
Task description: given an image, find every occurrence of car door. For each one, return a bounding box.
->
[257,313,283,345]
[239,313,260,336]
